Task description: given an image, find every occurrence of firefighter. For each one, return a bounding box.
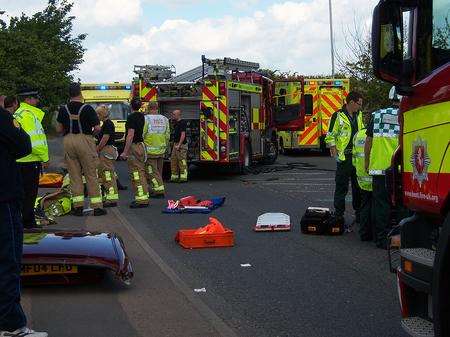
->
[0,104,48,337]
[56,83,106,216]
[96,105,119,207]
[143,101,169,197]
[365,87,401,249]
[14,88,49,229]
[352,111,373,241]
[325,91,364,229]
[120,97,149,208]
[170,109,188,183]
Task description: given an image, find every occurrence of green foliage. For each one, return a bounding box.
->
[337,23,392,112]
[433,16,450,49]
[0,0,85,130]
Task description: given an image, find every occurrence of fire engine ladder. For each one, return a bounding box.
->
[133,65,176,82]
[201,55,260,78]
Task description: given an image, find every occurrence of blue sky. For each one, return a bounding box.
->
[1,0,378,82]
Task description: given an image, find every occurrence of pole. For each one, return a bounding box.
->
[328,0,335,76]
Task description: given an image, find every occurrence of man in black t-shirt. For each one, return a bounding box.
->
[119,98,149,208]
[96,105,119,207]
[170,109,188,182]
[56,83,106,216]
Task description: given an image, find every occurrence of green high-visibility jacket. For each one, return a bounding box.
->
[143,114,170,156]
[325,109,364,161]
[352,128,372,191]
[14,102,49,163]
[368,108,399,175]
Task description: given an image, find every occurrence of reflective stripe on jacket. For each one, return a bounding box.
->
[352,128,372,191]
[143,114,170,156]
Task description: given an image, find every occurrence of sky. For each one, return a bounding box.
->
[0,0,379,82]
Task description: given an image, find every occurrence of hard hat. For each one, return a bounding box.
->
[389,86,402,102]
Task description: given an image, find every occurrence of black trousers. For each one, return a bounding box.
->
[372,175,391,247]
[334,154,361,221]
[19,162,41,229]
[0,201,27,331]
[359,190,374,240]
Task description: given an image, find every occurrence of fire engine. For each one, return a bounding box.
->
[81,83,132,149]
[276,78,349,152]
[372,0,450,336]
[133,56,298,171]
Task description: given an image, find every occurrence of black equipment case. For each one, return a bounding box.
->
[300,207,344,235]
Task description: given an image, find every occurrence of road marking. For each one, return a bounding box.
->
[111,207,238,337]
[260,182,334,186]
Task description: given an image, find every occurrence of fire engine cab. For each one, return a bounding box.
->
[372,0,450,336]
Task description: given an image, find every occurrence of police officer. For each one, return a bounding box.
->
[170,109,188,183]
[14,88,49,229]
[56,83,106,216]
[352,111,374,241]
[96,105,119,207]
[365,87,401,249]
[325,91,364,229]
[0,105,48,337]
[143,101,169,197]
[120,97,149,208]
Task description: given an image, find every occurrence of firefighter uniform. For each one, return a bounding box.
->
[0,107,31,332]
[325,107,364,223]
[352,128,373,241]
[143,113,170,196]
[14,100,49,228]
[170,119,188,182]
[124,111,149,206]
[57,102,105,212]
[367,107,400,248]
[97,117,119,205]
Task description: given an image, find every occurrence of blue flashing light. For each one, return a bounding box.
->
[334,81,342,86]
[100,85,107,90]
[125,85,131,89]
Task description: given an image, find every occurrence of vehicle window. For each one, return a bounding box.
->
[304,94,313,116]
[88,102,130,120]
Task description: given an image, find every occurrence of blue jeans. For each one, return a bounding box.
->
[0,201,27,331]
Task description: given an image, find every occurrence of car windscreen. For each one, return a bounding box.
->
[88,102,131,120]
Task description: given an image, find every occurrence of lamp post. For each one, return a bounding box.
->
[328,0,335,76]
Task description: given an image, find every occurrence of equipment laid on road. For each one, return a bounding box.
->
[21,229,133,285]
[277,78,349,153]
[175,217,234,249]
[254,213,291,231]
[38,173,64,188]
[300,207,344,235]
[81,83,132,150]
[371,1,450,335]
[163,195,225,214]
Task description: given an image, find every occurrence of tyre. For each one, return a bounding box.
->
[264,139,278,165]
[279,137,285,155]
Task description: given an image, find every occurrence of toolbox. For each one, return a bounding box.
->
[300,207,343,235]
[175,229,234,249]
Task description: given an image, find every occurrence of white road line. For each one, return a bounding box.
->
[111,208,238,337]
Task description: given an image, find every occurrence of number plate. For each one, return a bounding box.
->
[21,264,78,276]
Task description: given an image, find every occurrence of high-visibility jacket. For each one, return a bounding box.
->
[14,102,49,163]
[325,109,364,161]
[368,107,399,175]
[352,128,372,191]
[143,114,170,156]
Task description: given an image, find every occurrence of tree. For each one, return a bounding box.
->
[0,0,85,129]
[336,20,392,112]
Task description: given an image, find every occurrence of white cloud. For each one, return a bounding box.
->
[76,0,379,82]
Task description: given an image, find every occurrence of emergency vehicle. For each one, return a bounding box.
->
[133,57,291,171]
[372,0,450,336]
[277,78,349,152]
[81,83,132,148]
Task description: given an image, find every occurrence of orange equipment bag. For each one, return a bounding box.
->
[39,173,64,188]
[175,217,234,249]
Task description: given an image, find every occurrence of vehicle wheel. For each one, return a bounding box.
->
[279,137,285,155]
[433,213,450,337]
[264,139,278,165]
[320,135,329,155]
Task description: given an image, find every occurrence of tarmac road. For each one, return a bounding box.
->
[23,142,407,337]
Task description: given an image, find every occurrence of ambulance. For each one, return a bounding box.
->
[372,0,450,336]
[81,83,132,149]
[276,78,349,152]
